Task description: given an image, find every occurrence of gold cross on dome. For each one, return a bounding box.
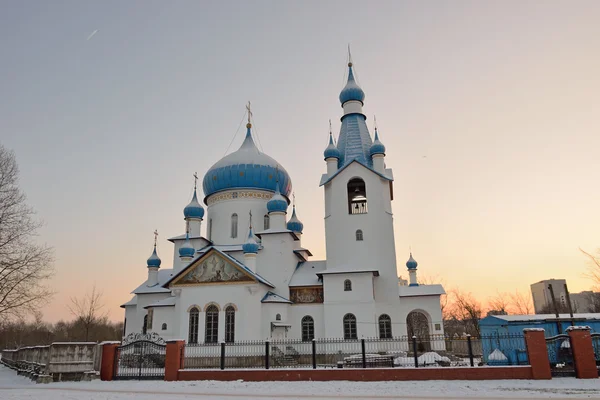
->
[193,172,198,190]
[153,229,158,246]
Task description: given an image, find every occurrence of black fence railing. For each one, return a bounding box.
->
[181,334,528,370]
[545,334,575,377]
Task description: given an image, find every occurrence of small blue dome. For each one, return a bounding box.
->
[242,228,259,254]
[339,63,365,105]
[324,133,341,160]
[267,182,288,214]
[369,129,386,156]
[286,206,304,233]
[184,189,204,219]
[147,246,161,268]
[179,233,195,258]
[406,253,418,270]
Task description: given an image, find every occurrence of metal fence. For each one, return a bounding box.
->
[545,334,575,377]
[181,334,528,370]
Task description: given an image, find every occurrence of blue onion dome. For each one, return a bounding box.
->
[242,227,259,254]
[147,246,161,268]
[267,182,288,214]
[339,62,365,105]
[202,123,292,202]
[406,253,418,270]
[286,205,304,233]
[370,128,386,157]
[183,189,205,219]
[178,233,195,258]
[324,132,341,160]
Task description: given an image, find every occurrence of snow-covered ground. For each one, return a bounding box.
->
[0,365,598,399]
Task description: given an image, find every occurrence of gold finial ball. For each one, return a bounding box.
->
[348,62,353,67]
[246,123,252,128]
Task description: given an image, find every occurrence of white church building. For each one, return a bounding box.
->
[121,58,445,343]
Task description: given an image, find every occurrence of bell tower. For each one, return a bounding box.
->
[320,57,399,304]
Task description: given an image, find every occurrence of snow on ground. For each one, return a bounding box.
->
[0,365,599,399]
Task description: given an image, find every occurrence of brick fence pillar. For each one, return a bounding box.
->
[567,326,598,379]
[99,341,121,381]
[165,339,185,381]
[523,328,552,380]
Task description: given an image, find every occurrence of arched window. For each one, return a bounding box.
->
[188,307,200,344]
[123,318,127,336]
[147,309,154,331]
[344,279,352,291]
[225,306,235,343]
[264,214,270,230]
[275,313,281,321]
[355,229,363,241]
[142,315,148,334]
[301,316,314,342]
[379,314,392,339]
[343,313,357,340]
[205,305,219,343]
[231,214,238,238]
[208,218,213,240]
[347,178,367,214]
[161,323,167,331]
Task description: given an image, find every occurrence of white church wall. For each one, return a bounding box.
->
[123,306,137,337]
[288,304,325,339]
[205,191,272,245]
[260,303,289,339]
[256,233,297,297]
[175,283,268,342]
[125,293,171,336]
[323,302,377,338]
[323,163,399,306]
[150,307,176,340]
[322,273,374,303]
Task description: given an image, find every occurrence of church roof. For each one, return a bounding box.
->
[132,269,174,294]
[202,124,292,202]
[337,113,373,168]
[144,297,177,309]
[398,284,445,298]
[120,296,137,308]
[261,291,292,304]
[289,261,326,287]
[254,229,299,240]
[167,233,210,243]
[318,268,379,277]
[162,246,275,288]
[319,159,393,186]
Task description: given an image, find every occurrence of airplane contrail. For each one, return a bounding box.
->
[87,30,99,41]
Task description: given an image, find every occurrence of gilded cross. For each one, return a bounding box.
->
[249,210,253,228]
[193,172,198,190]
[153,229,158,247]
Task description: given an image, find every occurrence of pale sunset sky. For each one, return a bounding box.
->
[1,1,599,322]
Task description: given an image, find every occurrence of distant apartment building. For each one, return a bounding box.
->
[531,279,568,313]
[530,279,598,313]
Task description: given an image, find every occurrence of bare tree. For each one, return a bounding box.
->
[448,290,484,336]
[487,292,510,315]
[0,145,54,320]
[509,290,534,315]
[67,285,108,341]
[580,247,600,287]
